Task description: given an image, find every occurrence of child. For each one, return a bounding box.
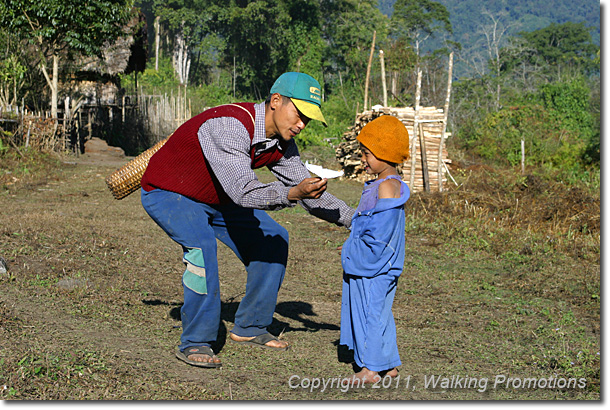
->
[340,115,410,383]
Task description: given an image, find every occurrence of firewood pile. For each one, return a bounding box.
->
[335,106,452,193]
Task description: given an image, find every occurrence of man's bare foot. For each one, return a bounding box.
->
[229,333,289,350]
[177,346,222,367]
[352,367,381,384]
[184,348,221,365]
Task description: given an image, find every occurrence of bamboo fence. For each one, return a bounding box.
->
[0,86,191,154]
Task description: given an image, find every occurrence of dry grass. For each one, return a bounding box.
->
[0,150,600,400]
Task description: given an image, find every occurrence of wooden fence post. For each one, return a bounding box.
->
[363,30,376,111]
[439,52,453,192]
[410,70,422,190]
[380,49,387,107]
[521,140,525,174]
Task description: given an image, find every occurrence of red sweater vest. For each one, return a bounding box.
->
[141,103,286,204]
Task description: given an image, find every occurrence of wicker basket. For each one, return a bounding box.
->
[105,137,170,200]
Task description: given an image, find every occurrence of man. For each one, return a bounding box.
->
[140,72,354,368]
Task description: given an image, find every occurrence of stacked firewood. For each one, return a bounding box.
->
[335,106,452,192]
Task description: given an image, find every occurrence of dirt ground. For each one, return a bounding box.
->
[0,148,601,401]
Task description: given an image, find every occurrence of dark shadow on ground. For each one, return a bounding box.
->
[145,298,339,353]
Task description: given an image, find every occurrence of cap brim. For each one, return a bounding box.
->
[291,98,327,127]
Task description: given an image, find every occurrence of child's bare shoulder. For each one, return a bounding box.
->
[378,178,402,199]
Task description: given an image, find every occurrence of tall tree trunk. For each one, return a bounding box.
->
[172,24,191,85]
[51,54,58,118]
[40,53,59,118]
[154,16,160,71]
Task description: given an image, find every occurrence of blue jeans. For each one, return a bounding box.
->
[141,188,288,352]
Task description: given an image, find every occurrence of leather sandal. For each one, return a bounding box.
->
[229,332,289,351]
[175,345,222,368]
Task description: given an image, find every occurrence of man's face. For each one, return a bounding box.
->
[268,94,311,141]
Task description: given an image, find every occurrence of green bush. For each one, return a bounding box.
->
[119,58,180,93]
[462,76,597,171]
[539,77,594,135]
[188,82,235,112]
[465,104,564,167]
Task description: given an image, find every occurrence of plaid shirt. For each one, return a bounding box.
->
[197,102,354,227]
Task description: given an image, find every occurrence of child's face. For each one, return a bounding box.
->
[360,144,391,175]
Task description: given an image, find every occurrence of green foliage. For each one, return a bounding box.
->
[0,0,136,115]
[0,135,10,154]
[385,38,418,74]
[0,54,26,107]
[210,0,327,96]
[421,0,600,78]
[519,22,599,73]
[189,81,235,109]
[0,55,26,86]
[390,0,453,43]
[1,0,601,181]
[321,0,389,79]
[537,77,598,168]
[451,17,600,173]
[463,77,596,170]
[465,105,563,168]
[120,57,180,92]
[153,0,208,34]
[498,21,600,84]
[0,0,135,57]
[538,78,592,132]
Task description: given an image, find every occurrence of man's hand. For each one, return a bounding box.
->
[288,177,327,201]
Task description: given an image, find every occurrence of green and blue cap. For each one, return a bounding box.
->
[270,72,327,127]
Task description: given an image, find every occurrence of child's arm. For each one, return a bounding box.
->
[378,178,401,199]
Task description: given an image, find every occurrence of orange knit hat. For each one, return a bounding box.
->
[356,115,410,164]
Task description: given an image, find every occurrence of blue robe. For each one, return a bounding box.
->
[340,175,410,372]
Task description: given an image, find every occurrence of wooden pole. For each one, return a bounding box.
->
[64,96,70,151]
[438,52,453,192]
[154,16,160,71]
[380,49,387,107]
[363,30,376,111]
[410,70,422,190]
[87,109,92,141]
[419,122,430,192]
[521,139,525,174]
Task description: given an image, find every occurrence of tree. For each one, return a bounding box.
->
[213,0,331,98]
[320,0,388,78]
[0,0,135,118]
[518,22,599,80]
[494,21,599,100]
[0,29,28,109]
[384,38,417,99]
[152,0,218,86]
[389,0,452,59]
[479,10,515,111]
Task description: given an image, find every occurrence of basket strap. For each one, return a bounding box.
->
[226,103,255,128]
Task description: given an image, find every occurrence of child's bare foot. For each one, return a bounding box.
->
[381,367,398,378]
[352,367,381,384]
